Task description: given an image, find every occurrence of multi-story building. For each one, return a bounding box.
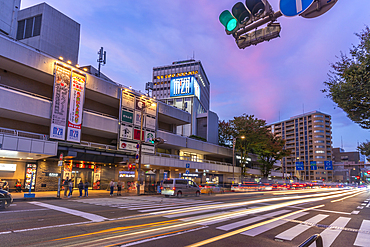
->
[0,0,242,191]
[268,111,333,182]
[152,60,218,145]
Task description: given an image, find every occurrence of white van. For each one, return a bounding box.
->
[161,178,200,197]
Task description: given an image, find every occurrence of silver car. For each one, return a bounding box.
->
[161,178,200,198]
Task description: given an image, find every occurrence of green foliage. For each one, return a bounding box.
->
[358,140,370,159]
[255,132,290,178]
[323,26,370,129]
[218,120,232,147]
[189,135,207,142]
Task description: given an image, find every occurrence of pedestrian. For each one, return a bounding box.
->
[84,181,89,197]
[78,180,84,198]
[63,177,69,197]
[117,180,122,196]
[15,179,22,192]
[109,179,114,196]
[2,179,9,191]
[68,179,73,198]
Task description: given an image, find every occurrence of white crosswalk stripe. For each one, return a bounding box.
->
[354,220,370,247]
[275,214,329,241]
[240,212,309,237]
[309,217,351,247]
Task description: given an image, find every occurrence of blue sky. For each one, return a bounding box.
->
[21,0,370,152]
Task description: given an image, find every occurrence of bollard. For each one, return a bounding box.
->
[298,234,323,247]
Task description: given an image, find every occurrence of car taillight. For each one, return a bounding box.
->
[172,187,176,190]
[160,186,163,190]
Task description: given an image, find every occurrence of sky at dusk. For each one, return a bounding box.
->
[21,0,370,152]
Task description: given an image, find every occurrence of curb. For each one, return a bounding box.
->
[13,197,61,202]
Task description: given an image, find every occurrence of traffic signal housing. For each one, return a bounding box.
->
[246,0,272,21]
[219,10,238,33]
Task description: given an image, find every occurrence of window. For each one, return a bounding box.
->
[314,130,324,133]
[314,125,324,128]
[315,151,325,153]
[314,120,324,123]
[314,115,323,118]
[17,15,42,40]
[315,140,325,143]
[315,135,324,138]
[315,156,325,159]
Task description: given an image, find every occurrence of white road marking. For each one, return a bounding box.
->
[0,208,48,214]
[351,211,360,215]
[357,206,364,209]
[310,217,351,247]
[217,210,291,231]
[361,203,367,206]
[28,202,107,222]
[366,203,370,208]
[137,202,221,212]
[241,212,308,237]
[275,214,329,241]
[354,220,370,247]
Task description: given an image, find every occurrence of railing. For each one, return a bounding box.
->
[152,153,233,166]
[0,127,48,140]
[298,234,323,247]
[0,83,51,101]
[80,141,116,150]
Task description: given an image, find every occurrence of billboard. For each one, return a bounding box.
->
[66,71,86,143]
[50,64,71,140]
[170,76,200,100]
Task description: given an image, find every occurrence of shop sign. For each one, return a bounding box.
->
[50,64,71,140]
[182,173,200,178]
[0,163,16,171]
[45,172,60,177]
[134,111,143,126]
[145,116,156,130]
[133,129,145,141]
[119,140,155,154]
[170,75,200,100]
[121,110,133,124]
[120,125,133,139]
[122,91,135,109]
[146,103,157,116]
[145,131,155,143]
[119,171,135,178]
[66,71,86,143]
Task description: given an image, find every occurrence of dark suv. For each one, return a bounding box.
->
[0,189,13,209]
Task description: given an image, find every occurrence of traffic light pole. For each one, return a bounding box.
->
[235,11,282,37]
[137,106,144,196]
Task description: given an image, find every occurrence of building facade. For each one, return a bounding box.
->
[268,111,333,181]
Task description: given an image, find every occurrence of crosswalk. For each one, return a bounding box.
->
[73,196,370,246]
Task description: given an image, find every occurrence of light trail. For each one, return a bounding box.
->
[50,189,362,247]
[186,204,325,247]
[331,190,365,203]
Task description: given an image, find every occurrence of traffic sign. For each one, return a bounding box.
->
[295,161,304,171]
[299,0,338,19]
[324,161,333,170]
[186,163,190,169]
[310,161,317,170]
[186,170,190,174]
[280,0,315,17]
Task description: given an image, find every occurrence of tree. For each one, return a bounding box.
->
[218,120,232,147]
[322,26,370,129]
[229,114,268,176]
[256,132,290,178]
[358,140,370,160]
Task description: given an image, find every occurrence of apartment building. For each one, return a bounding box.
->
[268,111,333,181]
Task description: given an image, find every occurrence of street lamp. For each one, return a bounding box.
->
[137,100,156,196]
[232,136,245,184]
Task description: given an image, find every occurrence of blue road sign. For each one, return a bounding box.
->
[186,163,190,168]
[163,172,168,179]
[324,161,333,170]
[186,170,190,174]
[295,161,304,171]
[280,0,314,17]
[310,161,317,170]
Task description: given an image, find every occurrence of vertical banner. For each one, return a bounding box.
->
[67,71,86,143]
[50,64,71,140]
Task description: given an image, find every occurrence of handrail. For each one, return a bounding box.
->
[298,234,323,247]
[152,152,233,166]
[0,83,51,101]
[0,127,48,140]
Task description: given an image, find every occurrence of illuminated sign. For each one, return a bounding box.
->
[0,164,16,171]
[170,76,200,100]
[155,70,198,81]
[119,171,135,178]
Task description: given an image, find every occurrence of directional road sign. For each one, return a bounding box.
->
[186,170,190,174]
[324,161,333,170]
[280,0,315,17]
[186,163,190,169]
[300,0,338,19]
[295,161,304,171]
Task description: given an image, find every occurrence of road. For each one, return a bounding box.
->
[1,188,369,247]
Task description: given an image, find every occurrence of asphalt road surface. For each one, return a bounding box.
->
[1,188,369,247]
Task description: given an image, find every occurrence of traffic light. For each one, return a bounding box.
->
[356,176,360,179]
[128,164,132,170]
[246,0,272,21]
[232,2,251,25]
[237,23,281,49]
[219,10,238,33]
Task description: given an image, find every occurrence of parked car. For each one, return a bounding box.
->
[161,178,200,197]
[199,183,225,194]
[0,189,13,209]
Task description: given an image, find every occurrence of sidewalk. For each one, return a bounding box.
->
[11,189,160,202]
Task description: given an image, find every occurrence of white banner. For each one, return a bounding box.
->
[66,71,86,143]
[134,111,143,126]
[50,64,71,140]
[0,163,16,171]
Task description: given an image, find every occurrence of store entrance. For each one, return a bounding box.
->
[71,168,93,188]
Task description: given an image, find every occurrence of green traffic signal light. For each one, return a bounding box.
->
[219,10,238,32]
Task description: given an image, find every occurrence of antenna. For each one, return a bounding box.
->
[97,47,107,77]
[341,136,343,149]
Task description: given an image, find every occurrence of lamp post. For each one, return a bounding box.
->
[136,100,156,196]
[232,136,245,184]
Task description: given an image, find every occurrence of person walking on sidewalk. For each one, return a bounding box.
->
[68,179,73,198]
[109,179,114,196]
[78,181,84,198]
[63,177,69,197]
[117,180,122,196]
[84,181,89,197]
